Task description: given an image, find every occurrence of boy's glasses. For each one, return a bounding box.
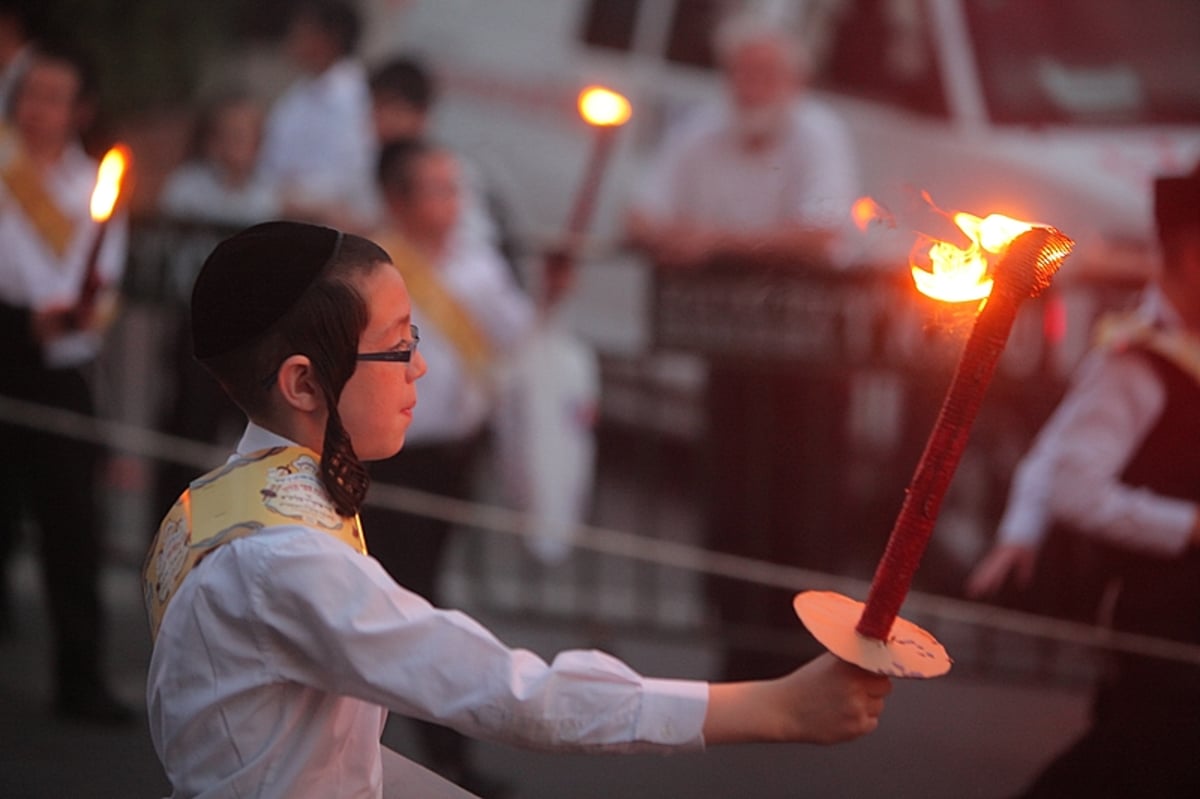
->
[356,325,420,363]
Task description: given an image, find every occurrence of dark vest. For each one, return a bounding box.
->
[1100,347,1200,715]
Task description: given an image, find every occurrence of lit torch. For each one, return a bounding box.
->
[794,205,1074,678]
[542,86,632,307]
[73,143,131,328]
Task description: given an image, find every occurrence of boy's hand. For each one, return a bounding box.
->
[31,304,75,344]
[965,543,1036,598]
[770,653,892,744]
[704,653,891,745]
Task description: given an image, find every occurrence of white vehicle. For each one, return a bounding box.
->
[365,0,1200,295]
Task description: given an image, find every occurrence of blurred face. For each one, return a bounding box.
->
[13,58,82,149]
[339,264,427,460]
[725,38,797,111]
[372,93,428,142]
[286,16,336,74]
[399,150,462,245]
[207,101,264,181]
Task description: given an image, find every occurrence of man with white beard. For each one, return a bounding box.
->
[626,10,858,270]
[626,10,861,682]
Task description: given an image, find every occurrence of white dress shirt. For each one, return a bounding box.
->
[260,58,375,215]
[997,286,1198,556]
[158,162,282,226]
[0,137,128,367]
[147,423,707,799]
[632,97,859,240]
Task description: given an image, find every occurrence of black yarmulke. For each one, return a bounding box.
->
[191,221,344,359]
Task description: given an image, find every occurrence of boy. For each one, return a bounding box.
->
[144,221,890,798]
[0,40,131,723]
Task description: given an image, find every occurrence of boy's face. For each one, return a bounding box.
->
[398,150,462,245]
[338,263,426,461]
[13,58,83,148]
[208,101,264,179]
[372,93,427,142]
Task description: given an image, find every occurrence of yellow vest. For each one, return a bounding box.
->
[142,446,366,640]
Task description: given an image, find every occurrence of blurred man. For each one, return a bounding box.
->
[967,163,1200,797]
[259,0,374,229]
[626,11,861,681]
[627,10,858,270]
[0,41,131,723]
[367,54,517,273]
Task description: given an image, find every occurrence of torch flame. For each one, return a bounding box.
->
[578,86,631,128]
[912,211,1034,303]
[90,144,131,222]
[851,196,896,231]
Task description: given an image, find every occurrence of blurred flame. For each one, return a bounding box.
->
[90,144,131,222]
[912,211,1034,303]
[578,86,631,127]
[851,196,886,231]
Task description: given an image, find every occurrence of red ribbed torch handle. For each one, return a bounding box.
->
[855,226,1074,641]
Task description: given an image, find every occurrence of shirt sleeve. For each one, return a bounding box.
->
[246,531,709,753]
[993,354,1108,549]
[455,241,535,350]
[789,104,859,230]
[1043,350,1198,556]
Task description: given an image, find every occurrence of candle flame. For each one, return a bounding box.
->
[912,210,1035,303]
[578,86,631,127]
[90,144,131,222]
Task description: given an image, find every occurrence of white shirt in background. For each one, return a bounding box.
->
[158,162,282,227]
[0,138,128,368]
[632,97,860,259]
[260,58,375,217]
[996,286,1198,556]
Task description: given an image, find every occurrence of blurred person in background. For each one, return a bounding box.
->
[259,0,374,230]
[626,10,860,681]
[152,90,282,523]
[364,137,535,794]
[0,40,132,724]
[158,91,281,225]
[966,163,1200,798]
[368,53,519,280]
[0,0,36,112]
[626,10,858,270]
[370,56,598,567]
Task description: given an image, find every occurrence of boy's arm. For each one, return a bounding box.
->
[703,653,890,745]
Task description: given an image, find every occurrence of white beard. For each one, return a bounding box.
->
[733,103,789,146]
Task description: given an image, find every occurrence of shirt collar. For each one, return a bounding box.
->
[235,421,300,458]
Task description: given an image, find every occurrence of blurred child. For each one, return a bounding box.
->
[158,92,281,225]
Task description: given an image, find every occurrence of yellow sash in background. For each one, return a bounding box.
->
[0,127,75,257]
[376,231,492,377]
[142,446,366,640]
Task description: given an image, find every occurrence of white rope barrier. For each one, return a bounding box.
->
[5,393,1200,667]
